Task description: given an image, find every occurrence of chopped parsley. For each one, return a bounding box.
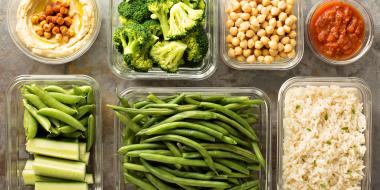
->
[306,128,312,132]
[296,105,300,109]
[341,127,349,132]
[352,108,356,114]
[324,114,328,120]
[326,140,332,145]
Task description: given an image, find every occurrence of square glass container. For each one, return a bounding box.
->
[108,0,217,80]
[219,0,304,70]
[277,77,372,190]
[114,87,272,189]
[6,75,103,190]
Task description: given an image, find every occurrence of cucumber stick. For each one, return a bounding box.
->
[80,152,90,165]
[35,182,88,190]
[33,155,86,181]
[26,138,80,161]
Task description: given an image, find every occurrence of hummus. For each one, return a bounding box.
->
[16,0,97,58]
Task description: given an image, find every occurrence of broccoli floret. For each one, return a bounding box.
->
[183,0,199,8]
[147,0,178,40]
[113,22,157,72]
[167,2,204,39]
[142,20,163,37]
[118,0,151,23]
[197,0,205,11]
[150,41,187,73]
[183,26,208,64]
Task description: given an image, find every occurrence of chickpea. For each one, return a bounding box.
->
[240,40,248,49]
[290,39,297,47]
[232,37,240,46]
[278,1,287,10]
[262,21,269,29]
[272,0,279,6]
[268,40,278,50]
[251,8,259,16]
[288,49,296,58]
[57,17,65,25]
[62,35,70,43]
[228,43,233,48]
[257,56,265,63]
[261,7,269,16]
[237,55,245,62]
[240,22,250,31]
[226,7,233,14]
[255,41,264,49]
[280,51,288,58]
[291,23,297,30]
[230,12,239,21]
[278,42,285,52]
[243,49,252,57]
[265,25,274,35]
[276,21,283,28]
[254,49,262,57]
[52,16,58,24]
[55,33,63,41]
[53,5,61,13]
[248,39,255,48]
[38,15,47,22]
[235,18,243,27]
[246,30,255,38]
[264,56,274,64]
[247,55,256,64]
[62,2,70,8]
[52,26,60,34]
[271,7,280,16]
[285,17,294,26]
[235,46,243,56]
[279,12,287,22]
[257,14,266,23]
[249,1,257,8]
[284,44,293,53]
[277,27,285,36]
[226,19,234,28]
[42,23,51,32]
[237,32,246,40]
[31,15,40,24]
[269,49,279,56]
[274,55,282,61]
[46,16,53,23]
[68,29,75,37]
[56,13,64,18]
[289,31,297,39]
[262,49,269,56]
[289,15,298,22]
[260,36,270,45]
[268,18,277,27]
[39,20,47,27]
[257,4,263,11]
[262,0,271,6]
[35,27,44,36]
[287,0,295,5]
[226,35,233,43]
[271,35,280,42]
[240,1,248,6]
[230,27,238,36]
[231,1,241,11]
[45,5,54,16]
[241,13,250,21]
[44,31,52,39]
[285,5,293,14]
[242,3,251,13]
[250,18,260,27]
[228,48,236,58]
[281,37,290,44]
[257,29,266,37]
[283,25,291,33]
[266,14,274,21]
[60,25,68,34]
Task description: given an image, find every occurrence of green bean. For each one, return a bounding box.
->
[119,143,166,154]
[141,159,230,189]
[145,104,179,108]
[76,104,95,119]
[127,150,172,157]
[146,173,177,190]
[23,100,51,132]
[22,94,47,109]
[158,111,217,124]
[24,109,38,140]
[139,153,231,174]
[137,122,224,140]
[133,101,151,109]
[182,151,256,163]
[216,159,250,175]
[58,125,78,133]
[228,180,259,190]
[184,97,200,105]
[194,121,229,135]
[200,144,258,161]
[220,96,250,104]
[159,129,215,142]
[223,103,247,111]
[48,92,85,105]
[114,110,141,133]
[37,108,85,131]
[201,95,225,102]
[123,163,149,172]
[174,105,199,112]
[227,178,240,185]
[141,135,216,172]
[247,165,261,171]
[178,184,198,190]
[214,113,258,141]
[86,114,95,151]
[132,114,146,123]
[164,142,182,169]
[147,93,166,104]
[43,85,69,94]
[124,172,158,190]
[143,117,161,128]
[252,143,265,170]
[168,93,185,104]
[107,105,175,116]
[213,121,240,137]
[160,167,212,180]
[229,136,251,148]
[26,84,77,115]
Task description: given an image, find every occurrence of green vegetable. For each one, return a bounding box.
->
[118,0,151,23]
[143,19,163,37]
[35,182,88,190]
[146,0,177,40]
[26,138,80,161]
[150,41,187,73]
[86,114,95,151]
[37,108,86,131]
[183,26,208,64]
[48,92,85,105]
[24,109,38,140]
[23,100,51,132]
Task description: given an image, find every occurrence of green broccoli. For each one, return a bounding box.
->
[113,22,157,72]
[150,41,187,73]
[142,20,163,37]
[183,26,208,64]
[118,0,151,23]
[147,0,178,40]
[167,2,204,39]
[183,0,200,8]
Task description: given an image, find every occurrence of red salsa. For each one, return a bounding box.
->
[309,1,365,60]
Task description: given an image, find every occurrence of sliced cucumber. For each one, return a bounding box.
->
[35,182,88,190]
[26,138,80,161]
[80,152,90,165]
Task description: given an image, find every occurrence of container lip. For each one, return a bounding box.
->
[305,0,374,66]
[115,86,273,190]
[276,76,372,189]
[220,0,304,70]
[5,74,103,189]
[7,0,102,64]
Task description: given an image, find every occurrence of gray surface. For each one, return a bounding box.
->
[1,0,380,189]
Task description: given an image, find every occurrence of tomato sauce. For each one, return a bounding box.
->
[309,1,365,60]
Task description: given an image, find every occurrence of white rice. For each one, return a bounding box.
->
[282,86,366,190]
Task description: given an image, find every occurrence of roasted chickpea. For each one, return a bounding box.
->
[35,27,44,36]
[248,39,255,48]
[60,7,69,15]
[45,5,54,16]
[264,55,274,64]
[31,15,40,24]
[39,15,47,22]
[55,33,63,41]
[44,31,52,39]
[246,30,255,38]
[60,25,68,34]
[53,5,61,13]
[226,35,233,43]
[57,17,65,25]
[64,17,73,26]
[52,26,60,35]
[62,35,70,43]
[240,40,248,49]
[254,49,262,57]
[242,3,251,13]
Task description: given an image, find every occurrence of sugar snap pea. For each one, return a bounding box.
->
[37,108,85,131]
[58,125,78,133]
[86,114,95,151]
[76,104,95,119]
[22,94,47,109]
[23,100,51,132]
[48,92,85,105]
[43,85,69,94]
[24,109,38,140]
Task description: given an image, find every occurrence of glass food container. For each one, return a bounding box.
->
[306,0,374,65]
[6,75,103,190]
[7,0,102,64]
[220,0,304,70]
[114,87,272,189]
[277,77,372,190]
[108,0,217,80]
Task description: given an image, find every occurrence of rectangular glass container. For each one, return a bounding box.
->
[277,77,372,190]
[219,0,304,70]
[114,87,272,189]
[108,0,217,80]
[6,75,103,190]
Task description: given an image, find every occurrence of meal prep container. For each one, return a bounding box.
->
[6,75,103,190]
[219,0,304,70]
[306,0,374,65]
[7,0,102,64]
[108,0,217,80]
[277,77,372,190]
[114,87,272,190]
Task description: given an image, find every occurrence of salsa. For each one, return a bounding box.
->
[309,1,365,60]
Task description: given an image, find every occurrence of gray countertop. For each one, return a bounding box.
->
[1,0,380,189]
